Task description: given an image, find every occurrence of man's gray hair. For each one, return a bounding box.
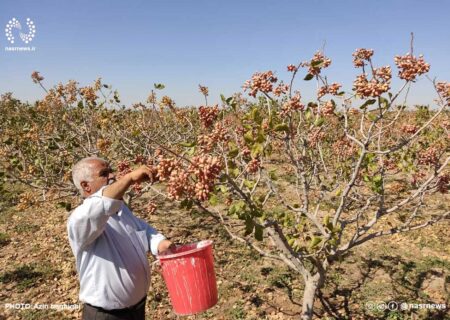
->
[72,156,107,194]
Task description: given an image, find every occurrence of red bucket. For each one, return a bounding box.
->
[157,240,218,315]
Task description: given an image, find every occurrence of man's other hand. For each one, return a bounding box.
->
[157,240,174,254]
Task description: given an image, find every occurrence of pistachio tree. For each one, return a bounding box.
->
[1,40,449,320]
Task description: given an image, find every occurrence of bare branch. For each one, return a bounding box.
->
[339,211,449,253]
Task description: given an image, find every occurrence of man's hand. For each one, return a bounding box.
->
[103,166,155,200]
[157,240,174,254]
[127,166,156,184]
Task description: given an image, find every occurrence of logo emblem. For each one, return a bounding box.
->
[5,18,36,44]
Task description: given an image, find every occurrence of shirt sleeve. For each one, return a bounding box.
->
[67,186,123,252]
[135,217,166,256]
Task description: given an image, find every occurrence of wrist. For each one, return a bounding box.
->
[103,174,133,200]
[122,173,135,185]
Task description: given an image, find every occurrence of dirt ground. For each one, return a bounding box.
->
[0,192,449,320]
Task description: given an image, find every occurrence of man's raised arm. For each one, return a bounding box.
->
[103,166,155,200]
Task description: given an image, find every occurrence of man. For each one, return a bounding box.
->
[67,156,172,320]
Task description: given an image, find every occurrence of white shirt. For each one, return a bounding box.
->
[67,186,165,310]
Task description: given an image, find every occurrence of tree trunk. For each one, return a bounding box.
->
[301,273,321,320]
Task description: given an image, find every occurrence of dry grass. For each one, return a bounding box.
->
[0,189,448,320]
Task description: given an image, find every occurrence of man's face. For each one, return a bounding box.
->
[81,160,115,196]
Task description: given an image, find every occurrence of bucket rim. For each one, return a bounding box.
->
[157,240,213,260]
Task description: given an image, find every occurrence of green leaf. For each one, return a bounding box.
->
[187,146,196,156]
[268,169,277,181]
[274,123,289,132]
[57,202,72,212]
[305,109,312,120]
[254,225,263,241]
[323,215,330,226]
[311,60,323,67]
[359,99,376,110]
[48,141,59,150]
[371,175,383,194]
[373,175,382,183]
[304,73,314,81]
[253,207,263,217]
[328,238,337,247]
[179,141,196,147]
[309,236,322,249]
[228,203,237,215]
[244,131,254,143]
[209,194,218,206]
[256,130,266,143]
[179,199,193,209]
[244,217,254,236]
[323,215,333,231]
[333,224,342,233]
[154,83,165,90]
[113,92,121,103]
[244,179,255,189]
[228,200,246,216]
[307,102,318,109]
[230,167,240,178]
[379,96,390,109]
[228,147,239,158]
[251,108,262,124]
[267,114,274,129]
[314,117,324,127]
[265,143,273,156]
[251,143,263,158]
[227,141,239,153]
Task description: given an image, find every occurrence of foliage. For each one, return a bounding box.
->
[1,38,449,319]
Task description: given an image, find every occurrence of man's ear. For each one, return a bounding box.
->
[80,181,90,193]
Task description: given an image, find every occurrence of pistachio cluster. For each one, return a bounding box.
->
[394,54,430,81]
[243,71,278,97]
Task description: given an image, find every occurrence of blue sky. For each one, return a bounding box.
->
[1,0,449,107]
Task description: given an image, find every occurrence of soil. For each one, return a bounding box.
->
[0,191,449,320]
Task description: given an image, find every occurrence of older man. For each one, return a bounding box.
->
[67,156,172,320]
